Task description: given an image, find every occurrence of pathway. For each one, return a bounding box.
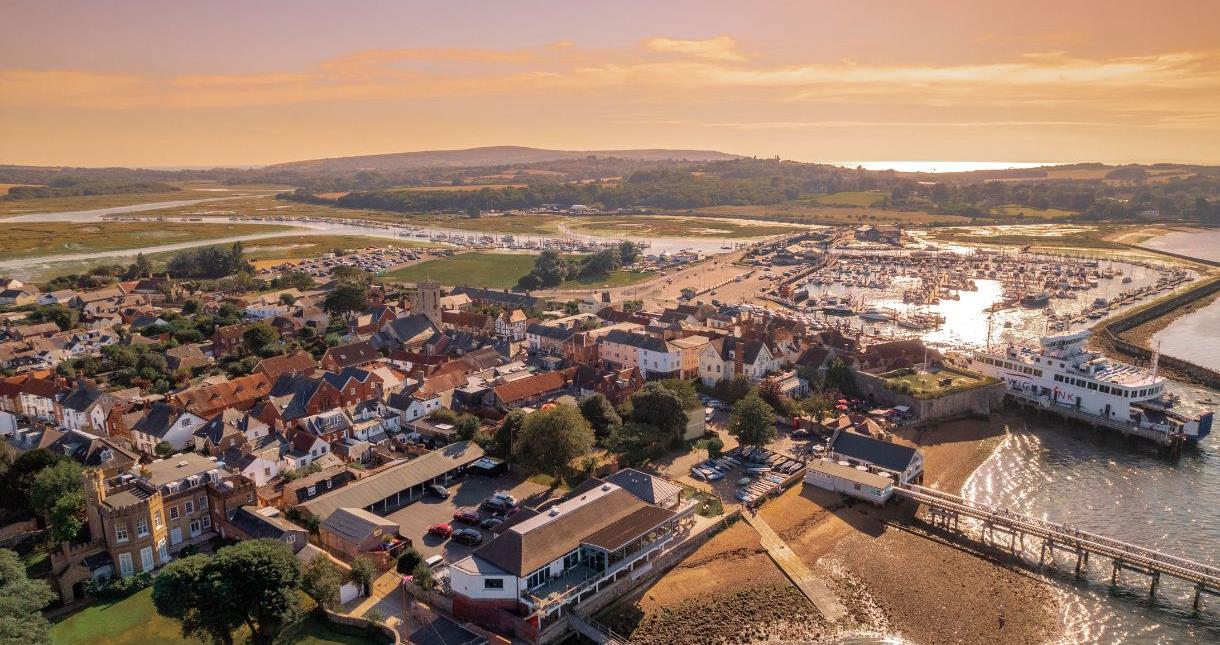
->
[346,570,403,618]
[742,511,847,622]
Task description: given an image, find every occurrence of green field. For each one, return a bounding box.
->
[49,588,374,645]
[382,252,654,290]
[810,191,887,207]
[569,215,795,238]
[1,222,293,260]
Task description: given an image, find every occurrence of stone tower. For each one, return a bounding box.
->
[412,280,442,327]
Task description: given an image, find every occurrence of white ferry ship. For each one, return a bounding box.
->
[971,330,1212,443]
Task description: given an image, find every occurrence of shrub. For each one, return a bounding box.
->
[396,546,423,574]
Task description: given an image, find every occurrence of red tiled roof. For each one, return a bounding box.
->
[492,371,568,405]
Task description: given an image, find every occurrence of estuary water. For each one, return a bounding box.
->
[963,392,1220,644]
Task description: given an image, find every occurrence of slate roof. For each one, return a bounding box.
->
[829,430,919,472]
[129,402,182,439]
[322,340,380,370]
[301,442,484,520]
[602,329,671,353]
[526,323,575,342]
[604,468,682,505]
[472,482,645,576]
[59,382,115,413]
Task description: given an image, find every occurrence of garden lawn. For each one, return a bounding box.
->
[50,588,378,645]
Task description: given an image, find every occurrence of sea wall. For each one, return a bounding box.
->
[1096,277,1220,389]
[854,370,1005,421]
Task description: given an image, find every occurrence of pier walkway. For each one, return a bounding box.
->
[742,511,847,621]
[894,483,1220,609]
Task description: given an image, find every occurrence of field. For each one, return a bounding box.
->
[680,203,971,226]
[993,204,1076,219]
[1,221,293,260]
[243,234,435,263]
[116,194,410,224]
[382,252,654,290]
[927,225,1128,250]
[810,191,886,207]
[49,588,374,645]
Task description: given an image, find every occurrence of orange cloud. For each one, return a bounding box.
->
[643,36,746,61]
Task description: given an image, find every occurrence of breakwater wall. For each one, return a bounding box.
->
[1096,277,1220,389]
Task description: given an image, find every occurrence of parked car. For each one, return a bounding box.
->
[488,491,518,507]
[704,469,725,481]
[689,467,707,481]
[427,523,453,538]
[452,528,483,546]
[427,484,450,499]
[480,517,503,530]
[453,508,480,524]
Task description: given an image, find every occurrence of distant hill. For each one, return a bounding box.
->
[264,146,743,173]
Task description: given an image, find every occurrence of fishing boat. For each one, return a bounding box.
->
[1020,292,1050,308]
[859,308,895,322]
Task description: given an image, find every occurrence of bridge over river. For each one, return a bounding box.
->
[895,483,1220,610]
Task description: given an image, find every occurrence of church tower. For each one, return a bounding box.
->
[412,280,442,327]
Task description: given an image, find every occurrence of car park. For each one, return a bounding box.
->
[452,508,480,524]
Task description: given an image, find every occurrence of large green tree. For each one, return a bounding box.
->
[729,392,778,447]
[513,404,594,479]
[0,548,56,645]
[322,283,369,314]
[629,383,689,449]
[153,540,301,645]
[301,556,343,611]
[578,393,621,441]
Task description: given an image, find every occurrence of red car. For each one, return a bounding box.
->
[453,508,480,525]
[427,523,453,538]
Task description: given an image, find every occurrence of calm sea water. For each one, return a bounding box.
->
[1141,229,1220,263]
[1153,298,1220,373]
[962,390,1220,644]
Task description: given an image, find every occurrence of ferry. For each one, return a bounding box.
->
[971,330,1212,443]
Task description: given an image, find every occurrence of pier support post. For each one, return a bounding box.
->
[1112,560,1121,586]
[1149,572,1160,598]
[1195,584,1203,612]
[1074,549,1086,578]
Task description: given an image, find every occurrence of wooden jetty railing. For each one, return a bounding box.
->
[894,483,1220,610]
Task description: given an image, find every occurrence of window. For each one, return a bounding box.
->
[307,485,317,497]
[154,510,163,530]
[283,533,295,544]
[484,578,504,590]
[169,505,179,520]
[140,546,154,573]
[157,538,168,562]
[119,552,133,577]
[202,515,212,529]
[264,467,271,477]
[136,517,149,538]
[199,495,207,510]
[115,523,129,543]
[184,500,194,515]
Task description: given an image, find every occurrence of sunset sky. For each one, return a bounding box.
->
[2,0,1219,167]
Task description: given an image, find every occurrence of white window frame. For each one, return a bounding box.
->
[115,523,129,543]
[140,546,154,573]
[118,552,133,577]
[135,517,149,538]
[169,505,179,520]
[153,510,163,530]
[198,495,208,510]
[184,500,194,515]
[157,537,168,563]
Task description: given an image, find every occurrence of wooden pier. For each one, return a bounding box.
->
[895,483,1220,610]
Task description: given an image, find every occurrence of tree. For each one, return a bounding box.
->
[124,253,153,280]
[301,556,343,610]
[48,491,86,544]
[487,410,525,459]
[28,304,78,331]
[629,383,689,449]
[28,459,82,519]
[1,449,63,518]
[729,392,778,448]
[657,379,700,411]
[824,358,858,397]
[411,562,435,590]
[619,240,640,265]
[0,548,57,645]
[532,250,568,288]
[396,546,423,575]
[604,421,667,466]
[276,270,315,290]
[710,376,752,404]
[242,323,278,353]
[330,265,369,285]
[513,404,594,479]
[349,556,376,597]
[154,441,177,458]
[153,540,301,645]
[323,283,368,314]
[578,393,621,441]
